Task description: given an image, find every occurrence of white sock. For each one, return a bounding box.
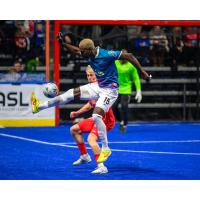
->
[82,153,89,157]
[97,163,105,168]
[39,89,74,111]
[92,113,109,150]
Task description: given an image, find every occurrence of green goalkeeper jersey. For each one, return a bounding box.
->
[115,60,141,94]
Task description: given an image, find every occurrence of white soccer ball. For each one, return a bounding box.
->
[43,83,58,98]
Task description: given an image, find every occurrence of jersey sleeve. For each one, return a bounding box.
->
[107,50,122,60]
[130,64,141,91]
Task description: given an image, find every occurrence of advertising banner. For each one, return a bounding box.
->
[0,83,55,127]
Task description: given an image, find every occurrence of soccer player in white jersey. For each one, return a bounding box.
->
[31,32,152,163]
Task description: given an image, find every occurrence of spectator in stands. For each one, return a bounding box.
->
[150,26,169,66]
[127,25,142,42]
[0,21,16,56]
[113,49,142,133]
[32,21,45,64]
[9,60,22,73]
[169,26,184,69]
[14,23,31,62]
[134,31,151,66]
[26,57,40,72]
[1,61,23,82]
[24,20,35,37]
[127,25,142,52]
[0,28,4,54]
[182,27,198,66]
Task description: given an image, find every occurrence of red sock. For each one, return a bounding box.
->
[94,154,100,162]
[77,143,87,155]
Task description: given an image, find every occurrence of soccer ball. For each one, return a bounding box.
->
[43,83,58,98]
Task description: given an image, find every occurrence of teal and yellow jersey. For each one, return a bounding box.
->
[89,47,122,89]
[115,60,141,94]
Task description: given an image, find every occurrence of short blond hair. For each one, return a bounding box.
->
[79,38,95,50]
[86,65,94,73]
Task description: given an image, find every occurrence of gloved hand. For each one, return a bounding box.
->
[135,90,142,103]
[56,32,64,44]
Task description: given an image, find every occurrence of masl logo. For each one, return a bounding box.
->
[0,92,29,106]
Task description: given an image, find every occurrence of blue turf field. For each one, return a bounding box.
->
[0,122,200,180]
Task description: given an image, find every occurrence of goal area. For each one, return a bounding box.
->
[53,20,200,125]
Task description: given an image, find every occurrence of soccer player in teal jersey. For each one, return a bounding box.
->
[113,50,142,132]
[31,33,151,163]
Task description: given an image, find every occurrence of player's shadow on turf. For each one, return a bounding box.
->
[110,164,157,173]
[109,164,187,179]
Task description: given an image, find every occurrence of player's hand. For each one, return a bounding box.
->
[141,70,152,81]
[135,91,142,103]
[56,32,64,44]
[70,111,78,119]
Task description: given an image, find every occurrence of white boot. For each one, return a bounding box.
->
[91,163,108,174]
[73,154,91,166]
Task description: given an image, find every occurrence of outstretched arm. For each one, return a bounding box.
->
[57,32,81,55]
[131,66,141,92]
[120,52,152,80]
[62,43,81,55]
[70,102,94,118]
[131,66,142,103]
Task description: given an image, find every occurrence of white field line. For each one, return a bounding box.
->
[1,133,200,156]
[60,140,200,144]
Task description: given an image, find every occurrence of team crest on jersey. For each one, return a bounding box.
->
[108,50,117,57]
[97,71,104,76]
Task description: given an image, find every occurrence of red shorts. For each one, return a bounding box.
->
[78,117,111,139]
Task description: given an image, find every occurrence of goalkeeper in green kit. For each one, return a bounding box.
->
[113,49,142,133]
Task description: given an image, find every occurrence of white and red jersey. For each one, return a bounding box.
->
[77,100,115,138]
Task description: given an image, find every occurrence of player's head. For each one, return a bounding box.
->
[86,65,97,83]
[119,49,128,64]
[79,38,96,58]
